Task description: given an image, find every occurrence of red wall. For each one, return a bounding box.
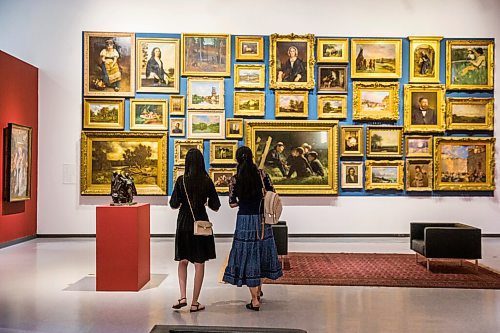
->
[0,50,38,244]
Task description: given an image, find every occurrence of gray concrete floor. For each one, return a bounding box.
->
[1,237,500,333]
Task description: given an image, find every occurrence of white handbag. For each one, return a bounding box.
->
[183,177,213,236]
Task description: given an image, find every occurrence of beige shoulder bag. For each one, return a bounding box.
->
[182,176,213,236]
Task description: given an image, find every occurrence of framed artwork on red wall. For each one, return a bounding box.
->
[4,123,32,202]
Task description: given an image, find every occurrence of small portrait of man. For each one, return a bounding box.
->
[346,166,359,184]
[170,119,184,136]
[411,92,437,125]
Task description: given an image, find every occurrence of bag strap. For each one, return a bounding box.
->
[182,176,197,222]
[257,169,266,241]
[258,169,267,196]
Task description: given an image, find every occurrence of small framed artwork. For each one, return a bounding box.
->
[172,166,185,182]
[234,64,265,89]
[446,97,494,131]
[352,82,400,121]
[181,33,231,76]
[406,159,433,191]
[235,36,264,61]
[317,65,348,93]
[210,168,236,193]
[226,118,244,139]
[434,137,495,191]
[4,123,32,201]
[83,31,135,97]
[341,161,363,189]
[275,90,309,118]
[365,160,404,190]
[174,139,203,165]
[408,36,442,83]
[405,135,433,158]
[187,110,225,139]
[83,98,125,129]
[187,77,224,110]
[403,84,445,133]
[350,38,402,79]
[129,99,168,131]
[169,95,185,116]
[269,33,316,90]
[340,126,364,157]
[136,37,180,93]
[210,140,238,164]
[318,95,347,119]
[367,126,403,158]
[316,38,349,63]
[234,91,265,117]
[446,39,494,90]
[169,118,185,137]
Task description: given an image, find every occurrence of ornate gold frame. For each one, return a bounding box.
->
[318,95,347,119]
[187,110,225,139]
[446,97,494,131]
[365,160,404,190]
[181,33,231,76]
[406,158,433,192]
[275,90,309,118]
[235,36,264,61]
[187,77,225,110]
[209,140,238,165]
[169,95,185,116]
[234,91,266,117]
[83,98,125,129]
[340,126,364,157]
[366,126,403,158]
[403,84,445,133]
[209,168,237,193]
[316,38,349,63]
[172,166,185,183]
[408,36,442,83]
[350,38,402,79]
[405,135,433,158]
[234,64,265,89]
[341,161,363,189]
[174,139,203,165]
[226,118,244,139]
[129,99,168,131]
[5,123,32,202]
[352,81,400,121]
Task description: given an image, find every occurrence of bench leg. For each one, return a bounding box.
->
[415,253,418,263]
[426,259,430,271]
[475,259,479,272]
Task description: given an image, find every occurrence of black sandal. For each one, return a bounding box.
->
[257,290,263,301]
[190,302,206,313]
[246,300,260,311]
[172,297,187,309]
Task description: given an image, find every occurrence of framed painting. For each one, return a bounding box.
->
[174,139,203,165]
[367,126,403,158]
[350,38,402,79]
[318,95,347,119]
[83,98,125,130]
[405,135,433,158]
[403,84,445,133]
[172,166,185,183]
[365,160,404,190]
[352,82,400,121]
[235,36,264,61]
[226,118,244,139]
[187,110,225,139]
[434,137,495,191]
[316,38,349,63]
[317,65,348,93]
[406,159,433,192]
[80,131,167,195]
[340,126,364,157]
[246,120,338,195]
[408,36,442,83]
[136,37,179,93]
[341,161,363,189]
[275,90,309,118]
[4,123,32,201]
[446,97,494,131]
[169,95,185,116]
[269,33,315,90]
[169,118,185,137]
[234,91,265,117]
[181,33,231,76]
[187,77,224,110]
[210,168,236,193]
[446,40,494,90]
[210,140,238,164]
[129,99,168,131]
[83,31,135,97]
[234,64,265,89]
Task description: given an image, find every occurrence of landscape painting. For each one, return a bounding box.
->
[234,64,265,88]
[234,92,265,116]
[365,160,404,190]
[275,91,308,118]
[83,98,124,129]
[351,39,402,79]
[406,136,432,157]
[317,38,348,63]
[187,78,224,109]
[367,127,402,157]
[446,97,494,131]
[352,82,399,120]
[187,111,225,139]
[182,34,230,76]
[317,96,347,119]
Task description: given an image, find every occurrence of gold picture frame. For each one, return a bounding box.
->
[317,95,347,119]
[405,135,433,158]
[234,91,266,117]
[83,98,125,130]
[209,167,236,193]
[365,160,404,190]
[406,158,433,192]
[172,166,185,183]
[235,36,264,61]
[210,140,238,165]
[226,118,244,139]
[434,137,495,191]
[403,84,445,133]
[174,139,203,165]
[170,118,185,137]
[341,161,363,189]
[187,77,225,110]
[316,38,349,63]
[269,33,315,90]
[352,81,400,121]
[129,99,168,131]
[350,38,402,79]
[4,123,32,202]
[187,110,225,139]
[408,36,442,83]
[169,95,185,116]
[234,64,265,89]
[340,126,364,157]
[275,90,309,118]
[181,33,231,76]
[366,126,403,158]
[446,97,494,131]
[80,131,167,195]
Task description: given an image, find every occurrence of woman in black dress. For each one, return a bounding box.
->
[169,148,220,312]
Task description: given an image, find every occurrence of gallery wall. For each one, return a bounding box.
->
[0,0,498,235]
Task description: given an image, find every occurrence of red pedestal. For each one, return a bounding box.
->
[96,203,150,291]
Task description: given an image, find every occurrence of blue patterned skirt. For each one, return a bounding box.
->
[223,214,283,287]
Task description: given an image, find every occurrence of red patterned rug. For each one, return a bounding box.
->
[263,253,500,289]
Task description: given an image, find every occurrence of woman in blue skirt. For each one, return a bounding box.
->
[223,146,283,311]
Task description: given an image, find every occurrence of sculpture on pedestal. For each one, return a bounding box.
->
[111,171,137,205]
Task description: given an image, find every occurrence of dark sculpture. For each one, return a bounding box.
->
[111,171,137,205]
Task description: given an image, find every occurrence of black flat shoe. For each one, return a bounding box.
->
[246,301,260,311]
[190,302,206,313]
[172,297,187,309]
[257,290,263,301]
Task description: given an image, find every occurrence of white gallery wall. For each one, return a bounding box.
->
[0,0,499,235]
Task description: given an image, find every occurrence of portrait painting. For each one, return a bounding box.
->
[80,131,167,195]
[174,139,203,165]
[316,38,349,63]
[446,40,494,90]
[317,65,348,93]
[409,36,442,83]
[434,137,495,191]
[406,159,433,191]
[83,98,125,130]
[404,84,445,133]
[406,135,433,158]
[235,36,264,61]
[246,120,338,195]
[169,95,185,116]
[446,97,494,131]
[182,33,231,76]
[340,126,364,157]
[317,96,347,119]
[169,118,185,137]
[365,160,404,190]
[210,168,236,193]
[341,162,363,189]
[234,64,265,89]
[187,77,224,109]
[269,33,315,90]
[187,110,225,139]
[84,31,135,97]
[129,99,168,131]
[234,91,265,117]
[4,123,32,201]
[172,166,185,183]
[350,39,402,79]
[210,140,238,165]
[136,37,179,93]
[275,91,309,118]
[226,118,244,139]
[352,82,399,121]
[367,127,403,157]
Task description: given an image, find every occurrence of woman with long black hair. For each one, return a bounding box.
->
[169,148,220,312]
[223,146,283,311]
